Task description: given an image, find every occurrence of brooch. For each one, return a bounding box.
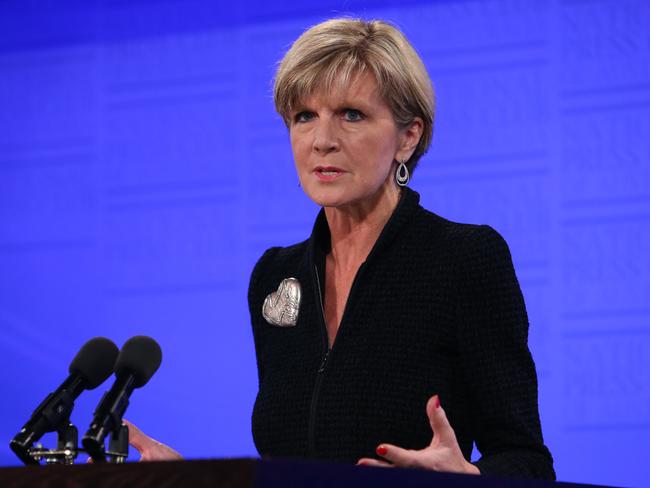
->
[262,278,301,327]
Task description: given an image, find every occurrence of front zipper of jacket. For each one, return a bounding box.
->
[308,261,367,456]
[308,265,329,456]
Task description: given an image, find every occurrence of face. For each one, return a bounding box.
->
[288,73,418,209]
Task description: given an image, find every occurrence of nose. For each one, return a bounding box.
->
[312,118,340,155]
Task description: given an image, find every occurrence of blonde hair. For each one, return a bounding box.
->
[274,18,435,172]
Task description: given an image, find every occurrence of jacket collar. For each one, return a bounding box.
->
[308,187,421,273]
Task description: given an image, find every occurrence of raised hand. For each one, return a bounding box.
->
[123,419,183,462]
[356,395,480,475]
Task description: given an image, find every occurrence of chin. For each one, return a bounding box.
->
[302,185,352,208]
[304,186,381,209]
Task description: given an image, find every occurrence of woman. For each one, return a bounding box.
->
[133,18,555,480]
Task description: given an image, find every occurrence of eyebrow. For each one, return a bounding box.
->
[293,99,374,113]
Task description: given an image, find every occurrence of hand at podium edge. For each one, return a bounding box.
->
[123,419,183,462]
[356,394,480,475]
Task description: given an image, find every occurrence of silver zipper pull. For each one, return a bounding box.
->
[318,350,330,373]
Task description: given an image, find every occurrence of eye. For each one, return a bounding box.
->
[294,111,315,123]
[343,109,364,122]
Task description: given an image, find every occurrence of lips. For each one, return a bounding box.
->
[314,165,345,182]
[315,165,344,174]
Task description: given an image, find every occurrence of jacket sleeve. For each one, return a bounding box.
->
[455,225,555,480]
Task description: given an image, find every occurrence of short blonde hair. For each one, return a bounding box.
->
[274,18,435,172]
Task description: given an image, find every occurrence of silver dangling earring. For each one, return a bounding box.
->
[395,159,409,187]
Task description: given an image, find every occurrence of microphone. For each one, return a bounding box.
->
[82,335,162,462]
[10,337,119,465]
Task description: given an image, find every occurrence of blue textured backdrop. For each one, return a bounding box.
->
[1,1,648,486]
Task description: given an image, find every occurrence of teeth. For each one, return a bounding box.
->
[321,171,337,176]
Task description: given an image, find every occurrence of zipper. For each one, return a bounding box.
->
[307,261,367,456]
[317,350,329,373]
[308,265,329,455]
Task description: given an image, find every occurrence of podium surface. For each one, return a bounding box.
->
[0,458,613,488]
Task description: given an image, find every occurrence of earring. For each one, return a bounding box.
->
[395,160,409,187]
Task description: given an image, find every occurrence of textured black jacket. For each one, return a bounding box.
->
[248,187,555,479]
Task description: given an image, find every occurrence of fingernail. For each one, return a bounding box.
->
[434,395,440,409]
[376,445,388,456]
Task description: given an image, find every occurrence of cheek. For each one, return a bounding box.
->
[290,134,310,165]
[364,141,397,177]
[358,127,398,160]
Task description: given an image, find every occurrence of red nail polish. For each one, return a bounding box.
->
[434,395,440,409]
[376,445,388,456]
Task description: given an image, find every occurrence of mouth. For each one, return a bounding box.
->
[314,166,345,175]
[313,166,345,182]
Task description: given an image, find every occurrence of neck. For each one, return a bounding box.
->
[324,182,401,268]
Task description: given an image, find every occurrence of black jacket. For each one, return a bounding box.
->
[248,187,555,479]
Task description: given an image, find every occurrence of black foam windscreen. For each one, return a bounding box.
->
[114,336,162,388]
[69,337,120,389]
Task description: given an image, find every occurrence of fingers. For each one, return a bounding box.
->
[426,395,456,447]
[356,458,394,468]
[121,419,150,454]
[375,444,424,469]
[368,395,475,475]
[141,442,183,462]
[123,419,183,461]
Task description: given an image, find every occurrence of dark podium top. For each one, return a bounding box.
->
[0,458,611,488]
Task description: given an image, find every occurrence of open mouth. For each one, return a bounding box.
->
[315,166,344,175]
[314,166,344,181]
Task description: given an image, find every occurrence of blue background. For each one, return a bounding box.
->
[1,1,648,486]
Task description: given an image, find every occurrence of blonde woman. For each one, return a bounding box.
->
[249,18,554,479]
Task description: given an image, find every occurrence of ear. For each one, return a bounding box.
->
[396,117,424,162]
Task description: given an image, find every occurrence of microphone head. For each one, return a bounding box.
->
[115,336,162,388]
[69,337,120,389]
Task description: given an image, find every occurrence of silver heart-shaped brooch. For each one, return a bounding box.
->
[262,278,301,327]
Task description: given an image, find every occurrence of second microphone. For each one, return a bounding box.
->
[82,335,162,462]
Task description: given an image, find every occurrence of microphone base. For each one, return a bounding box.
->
[82,423,129,463]
[82,434,107,463]
[11,423,79,465]
[107,424,129,463]
[9,440,39,466]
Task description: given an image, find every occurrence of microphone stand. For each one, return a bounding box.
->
[107,423,129,463]
[13,422,129,465]
[21,422,79,465]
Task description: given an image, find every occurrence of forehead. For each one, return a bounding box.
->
[300,72,384,108]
